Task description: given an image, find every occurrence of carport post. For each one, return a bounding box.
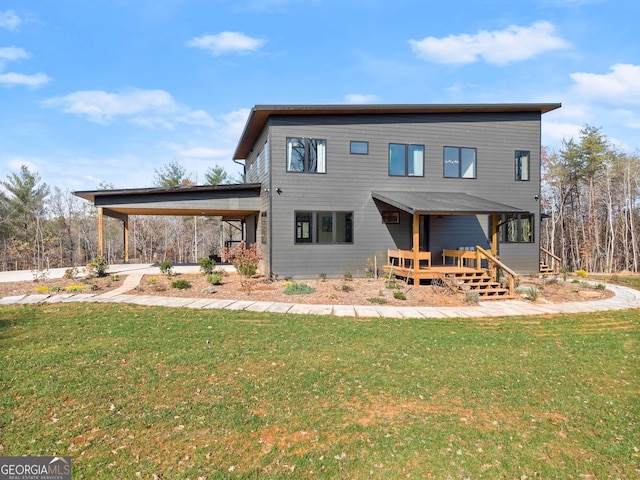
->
[98,207,104,257]
[123,216,129,262]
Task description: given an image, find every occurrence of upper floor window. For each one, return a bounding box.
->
[515,150,530,181]
[389,143,424,177]
[287,137,326,173]
[350,141,369,155]
[444,146,476,178]
[500,214,534,243]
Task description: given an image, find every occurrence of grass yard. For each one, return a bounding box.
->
[0,304,638,479]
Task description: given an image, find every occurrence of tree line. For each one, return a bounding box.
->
[1,129,639,273]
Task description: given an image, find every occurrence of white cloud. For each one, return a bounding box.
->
[344,93,380,104]
[570,64,640,106]
[0,10,21,31]
[0,72,50,88]
[186,31,265,56]
[0,46,29,63]
[0,47,50,88]
[42,88,216,127]
[409,21,570,65]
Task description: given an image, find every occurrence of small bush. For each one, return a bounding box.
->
[527,286,539,301]
[159,260,174,276]
[147,277,157,286]
[575,269,588,278]
[393,291,407,301]
[87,255,109,278]
[283,282,316,295]
[368,297,387,305]
[595,283,606,290]
[66,285,84,293]
[35,285,50,293]
[343,272,353,281]
[221,241,262,278]
[198,257,216,275]
[50,286,64,293]
[319,273,327,282]
[111,274,120,282]
[207,272,223,285]
[341,284,354,292]
[465,292,480,304]
[63,267,79,279]
[171,279,192,290]
[385,280,401,290]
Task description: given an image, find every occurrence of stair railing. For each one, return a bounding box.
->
[540,247,562,274]
[474,246,518,296]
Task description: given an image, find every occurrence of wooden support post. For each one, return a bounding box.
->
[491,214,499,257]
[98,207,104,257]
[412,213,420,272]
[123,215,129,263]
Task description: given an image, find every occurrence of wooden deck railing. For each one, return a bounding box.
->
[474,246,518,296]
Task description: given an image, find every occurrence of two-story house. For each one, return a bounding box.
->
[233,103,560,283]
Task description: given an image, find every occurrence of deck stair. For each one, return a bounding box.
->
[539,262,554,274]
[438,271,513,299]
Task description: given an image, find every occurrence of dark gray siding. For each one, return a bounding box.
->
[261,112,541,277]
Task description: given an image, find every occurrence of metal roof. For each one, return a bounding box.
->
[74,183,261,203]
[372,191,527,215]
[233,103,562,160]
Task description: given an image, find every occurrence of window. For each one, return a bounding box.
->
[515,150,530,181]
[500,214,534,243]
[295,211,353,244]
[350,141,368,155]
[389,143,424,177]
[287,137,326,173]
[444,146,476,178]
[382,211,400,224]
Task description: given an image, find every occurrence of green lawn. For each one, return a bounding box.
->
[1,304,638,479]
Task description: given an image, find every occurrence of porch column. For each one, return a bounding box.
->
[123,216,129,263]
[98,207,104,257]
[491,214,499,256]
[412,213,420,270]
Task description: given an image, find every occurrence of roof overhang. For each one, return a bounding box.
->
[74,183,262,220]
[372,191,527,216]
[233,103,562,160]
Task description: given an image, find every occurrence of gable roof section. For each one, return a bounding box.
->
[74,183,262,220]
[233,103,562,160]
[372,191,526,216]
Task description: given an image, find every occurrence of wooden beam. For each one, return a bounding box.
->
[98,207,104,257]
[123,216,129,263]
[412,213,420,271]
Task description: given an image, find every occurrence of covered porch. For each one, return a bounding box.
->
[373,191,527,297]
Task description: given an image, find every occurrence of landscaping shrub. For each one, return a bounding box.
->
[171,279,192,290]
[159,260,174,276]
[86,255,109,278]
[393,291,406,300]
[283,282,316,295]
[198,257,215,275]
[221,241,262,278]
[575,269,588,278]
[66,285,84,293]
[368,297,387,305]
[207,272,222,285]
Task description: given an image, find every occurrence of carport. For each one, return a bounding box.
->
[74,183,262,261]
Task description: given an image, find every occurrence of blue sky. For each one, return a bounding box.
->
[1,0,638,191]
